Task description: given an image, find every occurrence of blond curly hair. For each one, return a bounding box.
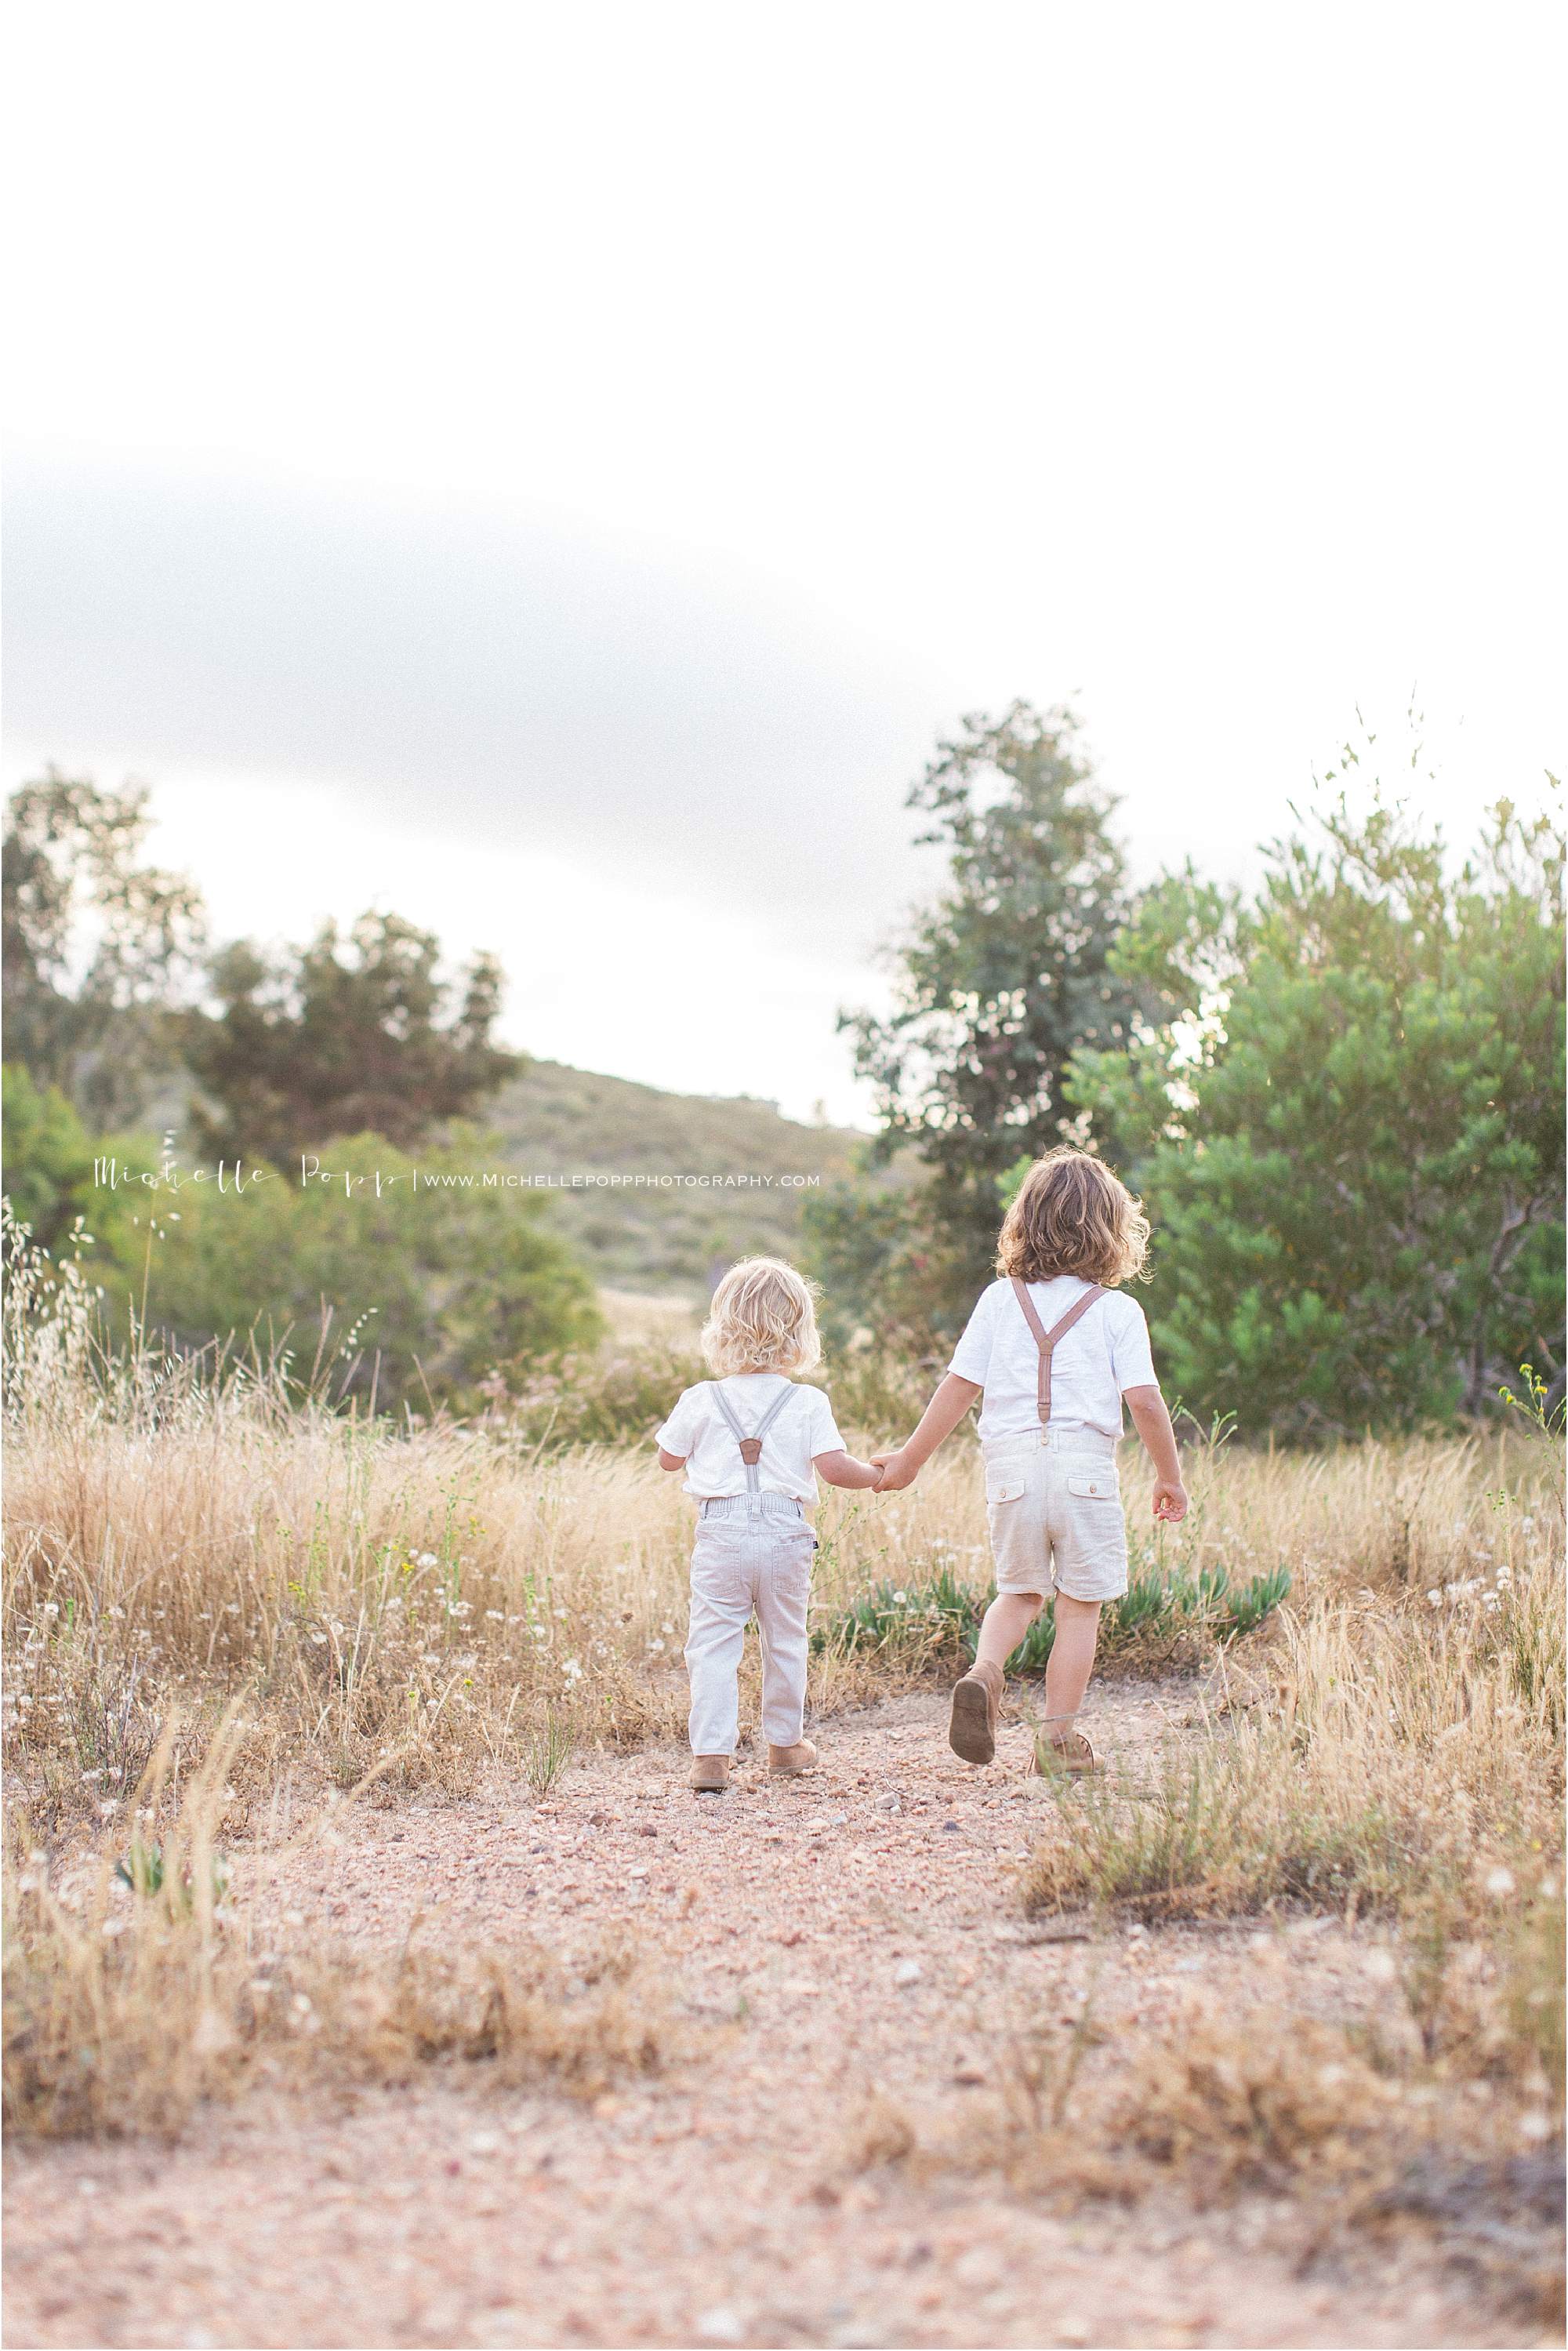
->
[996,1147,1150,1287]
[701,1256,823,1376]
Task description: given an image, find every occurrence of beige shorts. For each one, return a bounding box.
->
[982,1427,1129,1604]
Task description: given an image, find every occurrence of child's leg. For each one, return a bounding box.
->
[974,1589,1044,1673]
[1041,1593,1102,1742]
[755,1541,812,1750]
[684,1556,750,1757]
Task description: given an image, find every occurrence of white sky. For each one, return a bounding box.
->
[5,1,1563,1125]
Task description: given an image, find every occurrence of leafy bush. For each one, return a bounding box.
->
[71,1123,602,1415]
[1072,782,1565,1433]
[500,1339,703,1448]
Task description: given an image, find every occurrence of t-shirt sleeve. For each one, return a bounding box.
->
[653,1385,705,1455]
[1109,1300,1158,1392]
[806,1386,848,1459]
[948,1284,997,1386]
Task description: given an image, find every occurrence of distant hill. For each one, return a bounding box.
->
[482,1060,871,1299]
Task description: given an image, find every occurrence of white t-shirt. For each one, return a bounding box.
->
[949,1277,1159,1443]
[654,1374,846,1500]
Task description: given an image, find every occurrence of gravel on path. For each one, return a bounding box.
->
[3,1688,1541,2350]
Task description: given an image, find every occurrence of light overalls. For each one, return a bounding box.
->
[982,1278,1131,1603]
[684,1382,817,1757]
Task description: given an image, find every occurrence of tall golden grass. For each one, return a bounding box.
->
[4,1218,1562,1815]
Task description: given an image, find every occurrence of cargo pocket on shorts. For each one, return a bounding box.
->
[1065,1473,1119,1503]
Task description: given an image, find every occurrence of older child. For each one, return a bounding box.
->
[873,1148,1188,1774]
[655,1257,881,1793]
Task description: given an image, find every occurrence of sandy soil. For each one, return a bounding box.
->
[4,1686,1555,2351]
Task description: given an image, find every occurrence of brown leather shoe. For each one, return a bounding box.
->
[767,1739,818,1776]
[690,1753,731,1793]
[1028,1729,1103,1777]
[949,1660,1004,1765]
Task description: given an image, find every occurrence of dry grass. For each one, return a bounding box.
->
[6,1255,1559,1826]
[1019,1544,1563,1935]
[836,1990,1406,2203]
[4,1728,684,2141]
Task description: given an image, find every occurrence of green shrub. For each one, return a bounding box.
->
[81,1124,601,1415]
[812,1560,1290,1669]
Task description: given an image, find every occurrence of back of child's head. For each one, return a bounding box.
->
[996,1146,1150,1287]
[701,1256,822,1376]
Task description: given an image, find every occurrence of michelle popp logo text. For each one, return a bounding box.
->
[91,1154,821,1199]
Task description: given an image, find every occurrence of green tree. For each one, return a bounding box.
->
[185,911,522,1168]
[1069,781,1566,1433]
[834,703,1140,1331]
[0,1065,102,1254]
[95,1125,601,1414]
[2,774,207,1126]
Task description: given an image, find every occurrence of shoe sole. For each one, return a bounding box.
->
[768,1761,818,1778]
[949,1679,996,1766]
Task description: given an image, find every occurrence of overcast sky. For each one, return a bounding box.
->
[5,2,1563,1124]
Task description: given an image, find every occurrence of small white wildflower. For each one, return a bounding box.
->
[416,1552,438,1568]
[1485,1867,1516,1896]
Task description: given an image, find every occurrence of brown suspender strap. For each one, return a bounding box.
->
[1009,1277,1107,1426]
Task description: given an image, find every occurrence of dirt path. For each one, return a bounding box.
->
[3,1687,1545,2350]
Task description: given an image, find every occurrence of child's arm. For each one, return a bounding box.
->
[813,1448,884,1491]
[657,1449,687,1473]
[1123,1386,1189,1521]
[869,1372,982,1490]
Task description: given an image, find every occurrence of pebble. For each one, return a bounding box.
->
[696,2307,746,2343]
[873,1794,901,1814]
[893,1959,922,1987]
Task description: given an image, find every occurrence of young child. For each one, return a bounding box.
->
[873,1148,1188,1774]
[655,1256,881,1794]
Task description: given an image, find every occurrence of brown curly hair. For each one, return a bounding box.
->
[996,1147,1150,1287]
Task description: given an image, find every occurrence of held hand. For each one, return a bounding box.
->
[1152,1480,1189,1524]
[870,1449,916,1492]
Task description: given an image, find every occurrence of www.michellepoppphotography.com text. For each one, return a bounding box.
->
[91,1154,822,1200]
